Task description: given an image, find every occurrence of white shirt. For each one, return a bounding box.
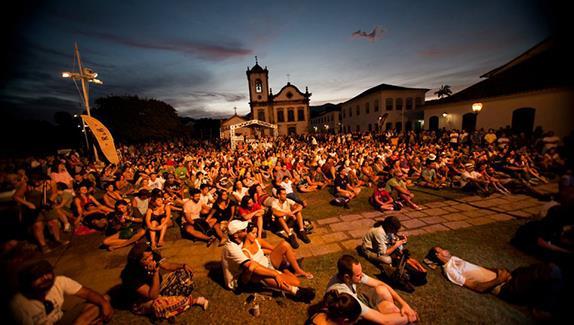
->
[443,256,497,287]
[200,193,214,208]
[182,199,202,221]
[272,198,296,214]
[232,187,249,202]
[221,240,250,290]
[280,180,295,194]
[326,273,374,316]
[147,177,164,190]
[11,276,82,325]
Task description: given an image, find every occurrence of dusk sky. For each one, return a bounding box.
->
[1,0,552,121]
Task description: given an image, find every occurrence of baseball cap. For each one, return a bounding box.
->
[228,220,249,235]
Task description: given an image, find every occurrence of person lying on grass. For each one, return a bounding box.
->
[221,220,316,303]
[326,254,418,324]
[425,246,564,320]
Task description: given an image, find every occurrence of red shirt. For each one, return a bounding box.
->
[373,188,392,203]
[238,203,262,217]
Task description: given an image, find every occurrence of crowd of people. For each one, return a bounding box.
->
[0,126,571,323]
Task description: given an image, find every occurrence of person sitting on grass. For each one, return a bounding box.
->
[120,243,208,319]
[334,169,361,201]
[326,254,418,324]
[12,174,70,254]
[425,246,564,320]
[11,260,113,325]
[103,200,146,251]
[369,181,394,212]
[306,290,362,325]
[281,175,308,207]
[145,195,171,250]
[221,220,316,303]
[418,162,445,189]
[385,171,422,210]
[238,195,266,239]
[206,191,236,246]
[74,181,113,231]
[359,216,426,283]
[181,189,217,246]
[459,163,490,195]
[271,188,311,249]
[48,182,75,233]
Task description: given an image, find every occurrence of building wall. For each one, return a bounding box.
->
[311,111,341,133]
[341,89,426,133]
[423,88,574,137]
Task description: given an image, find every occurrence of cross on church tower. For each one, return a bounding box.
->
[255,56,258,64]
[287,73,290,83]
[234,107,237,115]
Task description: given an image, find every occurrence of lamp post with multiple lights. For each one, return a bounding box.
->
[62,43,103,161]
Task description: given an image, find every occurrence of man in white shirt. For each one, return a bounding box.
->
[460,163,488,193]
[426,246,563,318]
[272,188,311,249]
[280,176,307,207]
[326,255,418,324]
[11,260,113,325]
[221,220,315,302]
[146,173,164,190]
[181,189,216,245]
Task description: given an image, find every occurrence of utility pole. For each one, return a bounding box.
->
[62,43,103,162]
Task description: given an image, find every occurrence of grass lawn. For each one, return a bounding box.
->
[109,219,538,324]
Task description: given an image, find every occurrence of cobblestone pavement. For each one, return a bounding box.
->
[154,183,558,275]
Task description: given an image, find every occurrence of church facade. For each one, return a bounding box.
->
[246,59,311,136]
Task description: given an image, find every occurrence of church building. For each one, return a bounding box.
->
[246,58,311,136]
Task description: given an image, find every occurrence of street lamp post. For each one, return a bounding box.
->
[62,43,104,161]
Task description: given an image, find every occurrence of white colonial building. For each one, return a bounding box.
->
[341,84,428,133]
[424,38,574,137]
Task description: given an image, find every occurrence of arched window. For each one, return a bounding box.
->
[255,79,262,93]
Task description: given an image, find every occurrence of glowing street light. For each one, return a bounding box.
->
[442,112,448,118]
[472,102,483,113]
[61,44,104,118]
[61,43,103,161]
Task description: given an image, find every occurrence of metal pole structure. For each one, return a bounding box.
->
[75,43,100,162]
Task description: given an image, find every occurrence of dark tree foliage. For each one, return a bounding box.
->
[93,96,184,143]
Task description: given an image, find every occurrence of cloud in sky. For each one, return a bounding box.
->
[76,31,253,61]
[352,26,384,42]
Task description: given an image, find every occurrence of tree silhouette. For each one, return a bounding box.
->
[93,96,184,143]
[434,85,453,98]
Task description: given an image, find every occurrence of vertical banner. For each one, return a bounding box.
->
[81,115,120,164]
